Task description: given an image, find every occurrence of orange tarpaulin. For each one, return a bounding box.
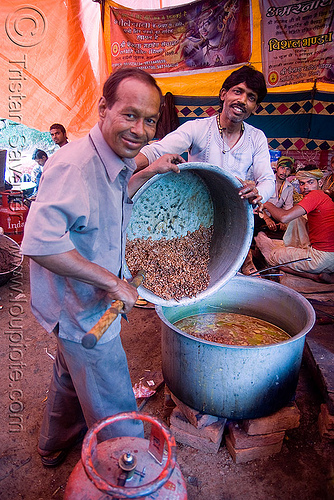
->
[0,0,108,139]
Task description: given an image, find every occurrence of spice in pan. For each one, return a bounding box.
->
[125,224,213,300]
[174,312,290,346]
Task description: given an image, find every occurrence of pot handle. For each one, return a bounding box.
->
[81,270,145,349]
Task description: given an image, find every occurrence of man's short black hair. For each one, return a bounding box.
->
[219,65,267,109]
[32,149,48,160]
[103,67,163,109]
[49,123,67,135]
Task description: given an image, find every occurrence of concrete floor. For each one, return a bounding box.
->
[0,258,333,500]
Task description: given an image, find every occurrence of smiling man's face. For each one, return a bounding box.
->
[220,82,258,124]
[98,77,161,159]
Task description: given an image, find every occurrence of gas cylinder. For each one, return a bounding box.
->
[64,411,187,499]
[0,190,29,244]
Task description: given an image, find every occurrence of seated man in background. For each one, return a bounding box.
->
[255,165,334,283]
[254,155,295,238]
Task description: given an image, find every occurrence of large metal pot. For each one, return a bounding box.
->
[157,275,315,419]
[125,163,253,307]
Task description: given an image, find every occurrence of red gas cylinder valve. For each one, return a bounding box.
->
[64,411,187,499]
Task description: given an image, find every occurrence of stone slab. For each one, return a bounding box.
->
[225,435,283,464]
[170,424,222,454]
[304,339,334,414]
[241,402,300,435]
[276,273,334,416]
[170,407,226,444]
[170,393,218,429]
[227,421,285,449]
[279,273,334,296]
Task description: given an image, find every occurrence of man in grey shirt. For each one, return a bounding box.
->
[21,67,180,467]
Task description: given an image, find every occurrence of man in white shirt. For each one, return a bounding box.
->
[135,65,275,206]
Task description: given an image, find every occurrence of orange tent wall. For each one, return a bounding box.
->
[0,0,109,139]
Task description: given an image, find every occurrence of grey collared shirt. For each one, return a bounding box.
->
[21,123,136,342]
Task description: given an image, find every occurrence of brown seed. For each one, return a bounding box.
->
[125,225,212,300]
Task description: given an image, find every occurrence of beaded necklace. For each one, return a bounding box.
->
[277,180,285,199]
[216,114,244,154]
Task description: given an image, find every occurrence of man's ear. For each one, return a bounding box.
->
[98,96,107,119]
[219,88,226,102]
[318,178,324,188]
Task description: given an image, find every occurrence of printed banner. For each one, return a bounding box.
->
[107,0,251,75]
[260,0,334,87]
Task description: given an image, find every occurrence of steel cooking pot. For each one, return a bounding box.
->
[156,275,315,419]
